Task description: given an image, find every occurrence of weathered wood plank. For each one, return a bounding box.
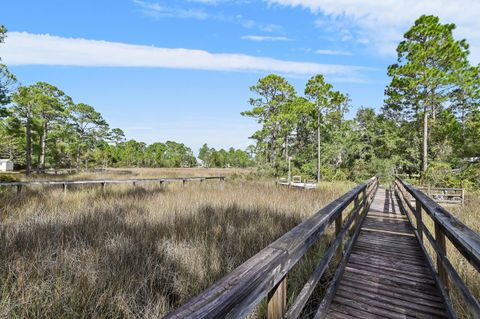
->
[341,277,445,306]
[0,176,225,188]
[341,272,443,301]
[327,187,448,319]
[336,288,447,318]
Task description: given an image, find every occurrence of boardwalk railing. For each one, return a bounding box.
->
[277,176,317,189]
[416,187,464,205]
[0,176,225,194]
[394,177,480,318]
[166,177,378,319]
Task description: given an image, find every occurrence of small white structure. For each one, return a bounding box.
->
[0,159,13,172]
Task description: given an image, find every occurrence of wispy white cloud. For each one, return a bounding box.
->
[3,32,370,80]
[315,49,351,56]
[259,23,284,33]
[133,1,284,35]
[133,0,208,20]
[241,35,292,42]
[187,0,220,4]
[265,0,480,62]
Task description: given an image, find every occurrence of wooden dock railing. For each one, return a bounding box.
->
[166,177,378,319]
[394,177,480,318]
[0,176,225,194]
[416,186,464,205]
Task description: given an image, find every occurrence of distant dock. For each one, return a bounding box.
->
[277,175,317,189]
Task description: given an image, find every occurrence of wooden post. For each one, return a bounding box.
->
[435,222,449,291]
[267,276,287,319]
[63,183,67,193]
[461,188,465,206]
[335,211,343,263]
[133,181,136,187]
[362,188,367,207]
[351,194,360,236]
[182,179,186,187]
[101,182,105,191]
[16,185,22,194]
[416,200,423,242]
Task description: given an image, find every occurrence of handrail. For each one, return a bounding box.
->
[0,176,225,193]
[166,177,378,319]
[394,177,480,318]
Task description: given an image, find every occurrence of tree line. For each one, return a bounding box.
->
[0,26,252,174]
[198,143,252,168]
[242,15,479,187]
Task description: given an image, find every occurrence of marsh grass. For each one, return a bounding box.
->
[0,176,352,318]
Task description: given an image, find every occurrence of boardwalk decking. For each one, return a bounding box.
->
[327,187,448,318]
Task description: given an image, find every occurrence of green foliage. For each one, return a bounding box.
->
[0,174,19,182]
[198,143,252,168]
[384,15,474,173]
[0,25,16,107]
[241,16,480,189]
[241,74,296,173]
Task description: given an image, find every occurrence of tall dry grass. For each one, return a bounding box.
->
[0,176,353,318]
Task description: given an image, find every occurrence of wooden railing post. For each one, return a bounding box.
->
[416,199,423,242]
[267,276,287,319]
[435,222,449,291]
[16,185,22,194]
[350,193,360,236]
[335,211,343,263]
[63,183,67,193]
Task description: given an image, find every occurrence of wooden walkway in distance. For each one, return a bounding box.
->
[327,187,448,318]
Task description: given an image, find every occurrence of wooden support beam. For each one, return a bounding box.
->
[267,276,287,319]
[435,222,449,291]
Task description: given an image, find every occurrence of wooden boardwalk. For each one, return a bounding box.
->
[327,187,448,318]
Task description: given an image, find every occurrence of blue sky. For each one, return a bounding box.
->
[1,0,478,152]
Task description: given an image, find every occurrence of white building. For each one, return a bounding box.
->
[0,159,13,172]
